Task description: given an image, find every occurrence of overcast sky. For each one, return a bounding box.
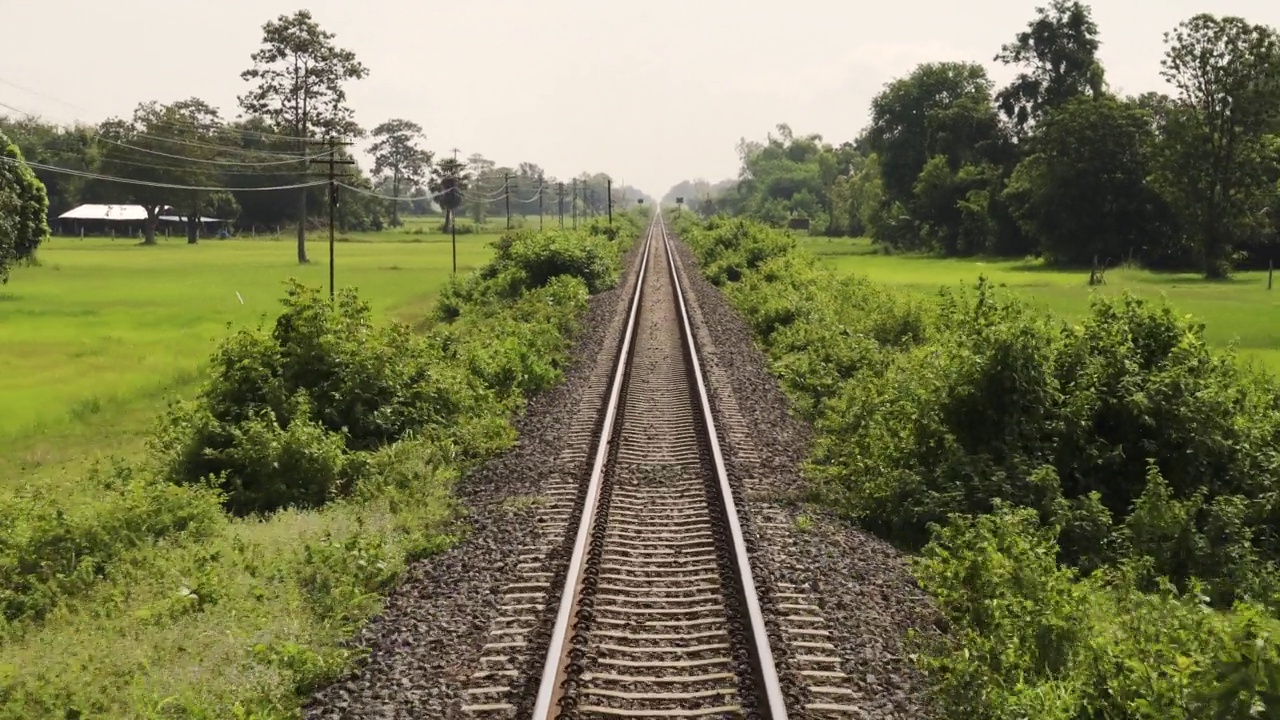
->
[2,0,1278,197]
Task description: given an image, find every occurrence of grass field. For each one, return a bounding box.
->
[0,221,497,491]
[0,219,511,717]
[801,237,1280,373]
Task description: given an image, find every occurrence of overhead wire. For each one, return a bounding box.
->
[2,81,591,205]
[0,155,327,192]
[0,75,328,146]
[0,95,335,162]
[92,134,314,166]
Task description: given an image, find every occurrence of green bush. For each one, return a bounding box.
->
[676,214,1280,717]
[156,223,634,517]
[916,507,1280,720]
[154,281,497,515]
[0,461,223,630]
[437,225,624,321]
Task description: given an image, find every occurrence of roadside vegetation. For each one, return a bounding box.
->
[676,210,1280,718]
[0,209,644,718]
[799,237,1280,374]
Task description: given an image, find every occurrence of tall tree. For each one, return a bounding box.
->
[163,98,236,244]
[1003,95,1168,265]
[368,119,432,227]
[429,157,469,232]
[239,9,369,263]
[868,62,1006,249]
[95,100,229,245]
[1158,14,1280,277]
[0,128,50,283]
[995,0,1106,133]
[465,153,496,223]
[0,117,98,221]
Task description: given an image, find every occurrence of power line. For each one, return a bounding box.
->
[0,77,327,146]
[88,154,310,176]
[0,156,327,192]
[1,96,335,162]
[93,134,313,167]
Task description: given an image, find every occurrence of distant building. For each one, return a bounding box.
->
[57,204,228,237]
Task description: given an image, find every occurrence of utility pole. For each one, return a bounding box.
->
[451,169,459,275]
[572,179,578,230]
[308,138,356,300]
[539,175,545,230]
[607,178,613,226]
[504,172,512,230]
[558,182,565,228]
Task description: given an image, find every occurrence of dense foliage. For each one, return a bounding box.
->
[670,4,1280,278]
[0,217,643,717]
[0,129,50,283]
[675,212,1280,717]
[153,220,634,515]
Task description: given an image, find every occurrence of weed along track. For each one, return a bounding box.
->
[519,214,790,719]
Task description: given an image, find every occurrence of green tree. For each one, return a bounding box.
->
[239,9,369,263]
[222,116,315,232]
[868,62,1007,250]
[429,157,469,231]
[995,0,1106,133]
[1004,95,1167,265]
[0,128,50,283]
[95,100,228,245]
[465,153,496,224]
[1158,14,1280,277]
[163,98,239,244]
[0,116,98,220]
[368,119,432,228]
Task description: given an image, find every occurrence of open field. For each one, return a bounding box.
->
[0,224,497,490]
[801,237,1280,373]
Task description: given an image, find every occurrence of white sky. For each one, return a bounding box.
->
[2,0,1278,197]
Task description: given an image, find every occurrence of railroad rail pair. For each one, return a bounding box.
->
[527,214,788,719]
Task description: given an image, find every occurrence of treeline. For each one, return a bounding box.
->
[674,2,1280,278]
[675,212,1280,717]
[0,9,649,259]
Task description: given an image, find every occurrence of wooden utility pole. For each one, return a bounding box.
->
[572,179,578,230]
[308,138,355,299]
[539,175,545,230]
[504,172,512,230]
[607,178,613,226]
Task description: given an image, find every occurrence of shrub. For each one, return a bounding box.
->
[154,280,498,515]
[917,507,1280,719]
[676,214,1280,716]
[0,461,223,630]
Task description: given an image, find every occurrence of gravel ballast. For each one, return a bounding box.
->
[305,245,643,719]
[669,233,941,720]
[306,226,940,719]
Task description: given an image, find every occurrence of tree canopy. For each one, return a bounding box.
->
[708,6,1280,278]
[0,128,50,283]
[369,119,432,227]
[239,9,369,262]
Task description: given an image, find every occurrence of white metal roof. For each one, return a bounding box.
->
[58,204,174,221]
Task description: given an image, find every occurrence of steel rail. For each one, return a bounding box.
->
[530,211,788,719]
[530,217,655,718]
[657,212,789,720]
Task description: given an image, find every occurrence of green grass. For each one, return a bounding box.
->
[0,217,599,718]
[0,226,496,489]
[801,237,1280,373]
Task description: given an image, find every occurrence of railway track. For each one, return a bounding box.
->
[527,213,789,719]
